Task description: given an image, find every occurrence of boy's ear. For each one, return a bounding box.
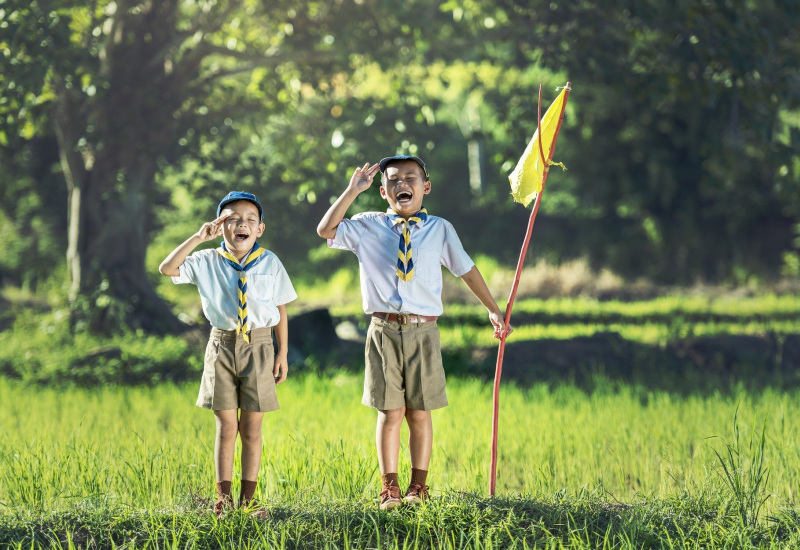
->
[423,179,431,195]
[379,185,388,199]
[257,222,265,236]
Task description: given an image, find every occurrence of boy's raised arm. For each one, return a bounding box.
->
[159,213,229,277]
[317,162,380,239]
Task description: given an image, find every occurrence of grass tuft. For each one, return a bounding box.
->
[709,406,772,528]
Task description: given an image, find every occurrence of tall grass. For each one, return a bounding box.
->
[3,374,800,547]
[710,406,771,527]
[2,374,799,508]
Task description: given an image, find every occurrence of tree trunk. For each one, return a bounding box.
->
[54,0,189,335]
[57,114,185,334]
[71,163,185,335]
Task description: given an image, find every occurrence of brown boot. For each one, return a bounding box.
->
[239,479,269,520]
[404,468,430,504]
[213,481,233,517]
[379,473,402,511]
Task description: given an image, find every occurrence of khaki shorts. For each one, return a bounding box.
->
[196,327,279,412]
[363,316,448,411]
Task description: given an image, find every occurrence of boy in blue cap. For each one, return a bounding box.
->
[317,156,509,509]
[160,191,296,518]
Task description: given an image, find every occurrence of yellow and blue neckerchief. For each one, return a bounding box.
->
[216,242,267,343]
[386,208,428,282]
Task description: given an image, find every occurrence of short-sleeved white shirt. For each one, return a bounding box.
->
[329,212,474,316]
[172,247,297,330]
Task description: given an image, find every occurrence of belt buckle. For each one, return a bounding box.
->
[397,313,410,325]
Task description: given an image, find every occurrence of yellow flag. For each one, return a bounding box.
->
[509,88,568,207]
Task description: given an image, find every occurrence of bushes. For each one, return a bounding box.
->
[0,313,202,386]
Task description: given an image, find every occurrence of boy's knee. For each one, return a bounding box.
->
[405,408,431,425]
[379,407,406,426]
[239,425,263,446]
[217,425,238,441]
[238,415,264,446]
[215,414,239,439]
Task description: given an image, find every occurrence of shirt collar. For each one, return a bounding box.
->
[383,212,427,229]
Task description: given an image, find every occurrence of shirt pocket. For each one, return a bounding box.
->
[413,247,442,283]
[246,273,276,302]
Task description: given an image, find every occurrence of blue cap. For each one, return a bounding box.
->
[378,155,429,178]
[217,191,263,220]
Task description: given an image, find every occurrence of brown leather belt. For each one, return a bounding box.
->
[372,312,438,325]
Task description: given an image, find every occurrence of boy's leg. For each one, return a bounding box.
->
[376,407,405,473]
[376,407,405,510]
[239,410,265,481]
[238,409,265,505]
[214,409,239,479]
[213,409,239,514]
[237,410,269,518]
[405,408,432,469]
[233,328,275,518]
[404,408,432,503]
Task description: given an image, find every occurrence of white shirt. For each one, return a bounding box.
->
[172,247,297,330]
[329,212,474,316]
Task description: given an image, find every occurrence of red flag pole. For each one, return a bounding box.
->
[489,82,571,496]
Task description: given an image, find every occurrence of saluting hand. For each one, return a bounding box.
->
[348,162,381,195]
[195,212,230,242]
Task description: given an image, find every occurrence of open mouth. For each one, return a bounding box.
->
[396,190,413,203]
[234,231,250,243]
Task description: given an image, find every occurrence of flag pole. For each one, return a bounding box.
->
[489,82,571,496]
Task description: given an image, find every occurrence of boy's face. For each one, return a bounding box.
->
[220,200,264,255]
[379,160,431,218]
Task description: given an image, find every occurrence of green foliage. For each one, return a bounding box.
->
[0,311,201,386]
[529,0,800,282]
[0,137,67,290]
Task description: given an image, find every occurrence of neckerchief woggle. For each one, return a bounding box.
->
[386,207,427,282]
[216,242,267,343]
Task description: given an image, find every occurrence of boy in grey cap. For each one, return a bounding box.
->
[318,156,509,509]
[160,191,296,518]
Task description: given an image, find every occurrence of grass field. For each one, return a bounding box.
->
[3,372,800,548]
[3,285,800,547]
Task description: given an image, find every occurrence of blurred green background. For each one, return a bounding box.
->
[1,0,798,336]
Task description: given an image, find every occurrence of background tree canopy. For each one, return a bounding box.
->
[1,0,798,333]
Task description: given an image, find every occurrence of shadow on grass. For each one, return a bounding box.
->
[321,330,800,396]
[447,332,800,395]
[314,308,800,395]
